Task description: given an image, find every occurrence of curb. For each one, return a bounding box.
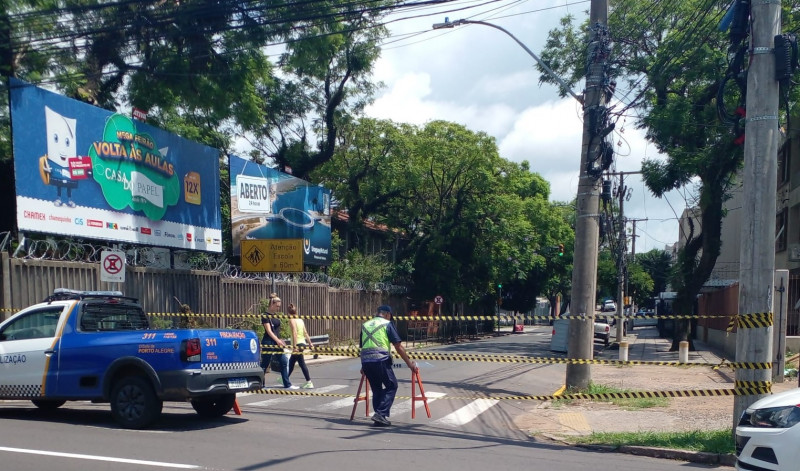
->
[576,444,736,465]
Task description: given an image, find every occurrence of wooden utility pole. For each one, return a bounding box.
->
[566,0,608,389]
[734,1,780,424]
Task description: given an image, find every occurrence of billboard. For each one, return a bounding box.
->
[10,78,222,252]
[230,155,331,267]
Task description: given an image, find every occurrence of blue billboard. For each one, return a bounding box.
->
[10,78,222,252]
[230,155,331,266]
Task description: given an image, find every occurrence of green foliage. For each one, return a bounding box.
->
[328,249,393,286]
[572,429,734,455]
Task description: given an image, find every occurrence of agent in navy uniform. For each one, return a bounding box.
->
[359,305,418,426]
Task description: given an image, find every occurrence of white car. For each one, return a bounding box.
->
[735,387,800,470]
[602,300,617,312]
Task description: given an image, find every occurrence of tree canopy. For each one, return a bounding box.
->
[537,0,774,348]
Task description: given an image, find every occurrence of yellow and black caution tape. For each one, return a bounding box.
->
[247,381,771,400]
[149,311,743,322]
[260,346,772,370]
[727,312,773,333]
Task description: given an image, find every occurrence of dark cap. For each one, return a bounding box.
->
[378,305,392,314]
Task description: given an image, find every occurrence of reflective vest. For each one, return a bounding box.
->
[361,317,391,362]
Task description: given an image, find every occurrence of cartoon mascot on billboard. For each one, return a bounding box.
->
[38,106,92,207]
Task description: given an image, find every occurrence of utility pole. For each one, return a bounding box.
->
[734,1,779,425]
[566,0,609,390]
[615,172,626,343]
[628,217,647,317]
[606,171,640,342]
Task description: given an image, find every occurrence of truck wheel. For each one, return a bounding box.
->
[191,394,236,417]
[31,399,66,410]
[110,376,162,429]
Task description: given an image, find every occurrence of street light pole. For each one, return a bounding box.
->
[432,19,583,105]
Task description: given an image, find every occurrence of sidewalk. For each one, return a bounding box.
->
[515,324,796,466]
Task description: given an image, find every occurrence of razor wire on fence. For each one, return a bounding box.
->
[6,235,407,293]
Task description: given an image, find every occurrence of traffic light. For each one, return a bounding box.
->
[497,283,502,289]
[558,244,564,256]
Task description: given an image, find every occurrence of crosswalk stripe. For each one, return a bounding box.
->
[247,385,348,407]
[390,392,446,415]
[433,399,499,426]
[307,396,360,412]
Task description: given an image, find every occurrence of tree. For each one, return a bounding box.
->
[317,118,574,309]
[637,249,673,302]
[538,0,745,350]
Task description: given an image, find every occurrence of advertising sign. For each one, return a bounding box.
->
[230,155,331,267]
[10,78,222,252]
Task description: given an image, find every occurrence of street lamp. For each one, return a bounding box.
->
[432,18,583,104]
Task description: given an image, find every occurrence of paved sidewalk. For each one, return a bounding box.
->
[515,324,798,467]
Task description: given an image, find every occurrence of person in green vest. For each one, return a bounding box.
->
[360,305,418,426]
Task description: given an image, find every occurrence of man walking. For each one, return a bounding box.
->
[360,305,418,426]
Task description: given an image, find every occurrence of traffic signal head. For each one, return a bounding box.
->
[558,244,564,256]
[497,283,502,289]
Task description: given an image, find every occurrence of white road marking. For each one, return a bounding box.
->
[390,391,446,415]
[307,396,361,412]
[248,384,348,407]
[0,446,199,469]
[433,399,499,426]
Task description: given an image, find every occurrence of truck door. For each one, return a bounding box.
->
[0,306,64,398]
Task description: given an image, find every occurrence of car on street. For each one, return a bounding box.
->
[735,387,800,470]
[550,316,612,351]
[601,300,617,312]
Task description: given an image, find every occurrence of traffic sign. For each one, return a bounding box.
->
[241,239,303,272]
[434,295,443,305]
[100,250,126,283]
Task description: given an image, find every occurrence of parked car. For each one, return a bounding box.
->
[0,288,264,428]
[602,300,617,312]
[735,387,800,470]
[550,317,611,351]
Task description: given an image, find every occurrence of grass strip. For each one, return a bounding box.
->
[571,429,734,455]
[553,382,669,409]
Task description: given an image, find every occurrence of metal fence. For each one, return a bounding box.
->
[0,253,497,344]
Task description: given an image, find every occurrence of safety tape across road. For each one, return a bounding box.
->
[143,311,770,322]
[260,347,772,370]
[245,383,772,400]
[0,308,774,324]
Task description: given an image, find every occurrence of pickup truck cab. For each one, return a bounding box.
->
[0,289,264,428]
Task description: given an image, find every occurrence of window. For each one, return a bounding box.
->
[79,302,149,331]
[778,144,790,186]
[0,307,62,341]
[777,208,788,252]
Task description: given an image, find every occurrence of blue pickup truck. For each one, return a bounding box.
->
[0,289,264,428]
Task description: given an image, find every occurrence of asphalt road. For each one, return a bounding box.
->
[0,328,723,471]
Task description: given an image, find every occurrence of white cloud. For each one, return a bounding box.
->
[362,4,685,252]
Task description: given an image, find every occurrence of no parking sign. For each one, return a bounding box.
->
[101,250,126,283]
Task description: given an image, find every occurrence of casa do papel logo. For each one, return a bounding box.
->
[89,114,180,220]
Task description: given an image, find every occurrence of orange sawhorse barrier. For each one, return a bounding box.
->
[350,373,370,420]
[350,370,432,420]
[411,370,431,419]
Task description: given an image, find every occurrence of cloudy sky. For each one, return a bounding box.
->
[363,0,690,254]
